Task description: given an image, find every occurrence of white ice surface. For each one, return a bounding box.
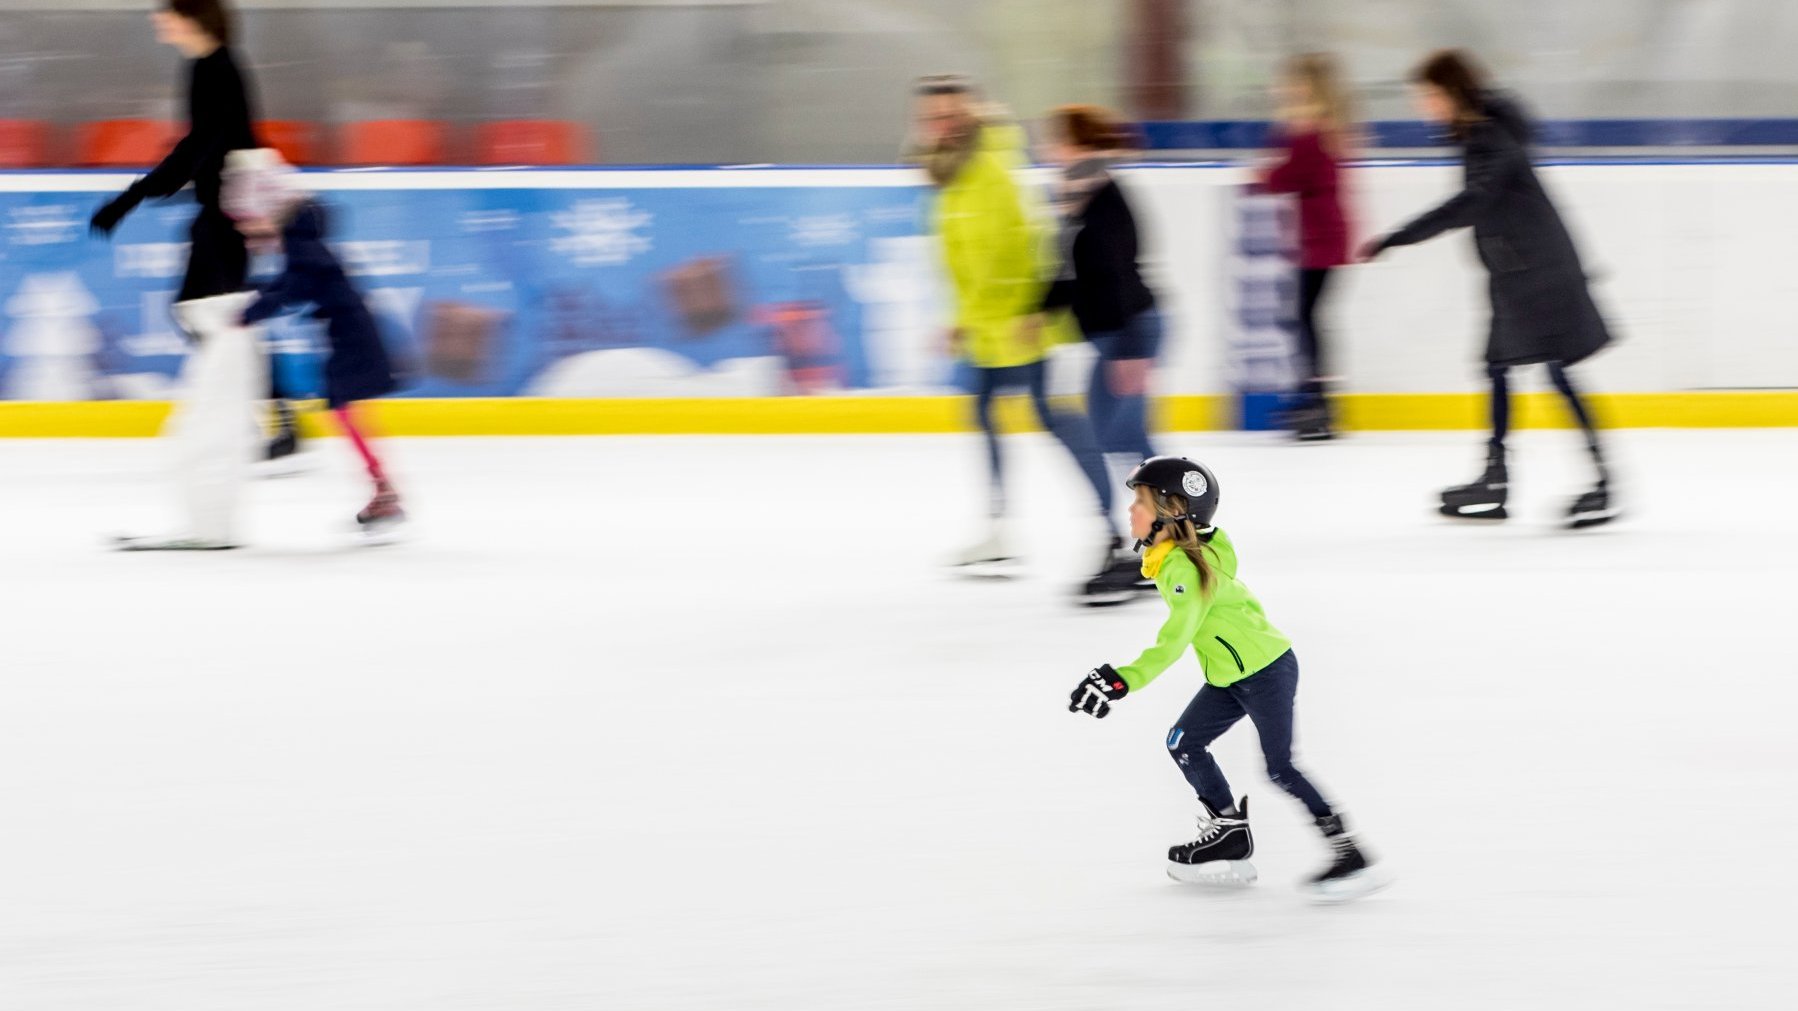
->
[2,429,1796,1010]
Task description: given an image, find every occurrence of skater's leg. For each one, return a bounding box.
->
[1296,269,1332,405]
[1093,309,1159,462]
[333,403,387,485]
[1085,332,1121,456]
[972,367,1005,515]
[1228,651,1334,819]
[1546,361,1608,482]
[1486,363,1511,451]
[1167,685,1248,813]
[167,294,265,545]
[1025,360,1114,518]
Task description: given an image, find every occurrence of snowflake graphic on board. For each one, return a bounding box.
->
[550,198,654,267]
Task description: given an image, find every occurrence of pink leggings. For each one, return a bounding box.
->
[333,404,386,485]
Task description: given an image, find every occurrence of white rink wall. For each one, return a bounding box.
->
[1122,160,1798,396]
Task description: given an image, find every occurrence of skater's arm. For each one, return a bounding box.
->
[1377,129,1522,250]
[244,223,331,324]
[89,129,205,233]
[1116,568,1210,692]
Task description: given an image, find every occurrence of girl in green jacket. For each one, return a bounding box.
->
[1067,456,1387,902]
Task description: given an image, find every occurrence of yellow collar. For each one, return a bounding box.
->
[1141,540,1177,580]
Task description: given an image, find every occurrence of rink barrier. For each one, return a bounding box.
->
[1,391,1795,437]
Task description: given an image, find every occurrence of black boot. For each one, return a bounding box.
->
[1080,535,1146,607]
[1303,812,1388,903]
[1440,442,1508,520]
[264,399,301,462]
[1567,441,1618,529]
[1167,797,1257,884]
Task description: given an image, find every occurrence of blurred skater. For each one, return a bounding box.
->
[224,149,406,538]
[98,0,268,549]
[1036,104,1163,600]
[909,75,1125,599]
[1362,50,1616,528]
[1258,53,1355,441]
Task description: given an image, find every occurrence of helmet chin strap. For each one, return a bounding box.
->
[1134,514,1191,553]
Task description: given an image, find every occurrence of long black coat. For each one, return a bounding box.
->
[1381,93,1611,367]
[243,200,399,408]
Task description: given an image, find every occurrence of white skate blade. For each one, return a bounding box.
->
[1166,859,1258,886]
[951,558,1020,580]
[355,517,408,547]
[1301,865,1393,904]
[1078,587,1136,608]
[111,534,239,552]
[253,451,316,480]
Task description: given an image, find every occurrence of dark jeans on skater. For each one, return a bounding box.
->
[1487,361,1606,480]
[1085,308,1161,465]
[1295,268,1334,405]
[1164,649,1333,819]
[973,361,1112,518]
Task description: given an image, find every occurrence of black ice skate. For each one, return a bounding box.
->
[1440,443,1508,520]
[1166,797,1257,885]
[1288,401,1336,442]
[1302,813,1391,903]
[1566,481,1618,529]
[1080,536,1150,607]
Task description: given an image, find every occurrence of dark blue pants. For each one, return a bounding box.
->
[973,361,1112,518]
[1085,308,1161,465]
[1164,650,1333,819]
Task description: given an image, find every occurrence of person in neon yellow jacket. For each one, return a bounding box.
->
[910,75,1118,579]
[1067,456,1389,902]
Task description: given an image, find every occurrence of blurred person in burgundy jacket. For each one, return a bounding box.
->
[1257,53,1355,441]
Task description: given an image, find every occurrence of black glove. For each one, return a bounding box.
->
[89,190,140,239]
[1068,664,1128,719]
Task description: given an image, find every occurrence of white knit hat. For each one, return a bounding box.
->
[221,148,303,222]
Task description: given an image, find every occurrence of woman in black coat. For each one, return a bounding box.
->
[88,0,303,460]
[1363,50,1616,528]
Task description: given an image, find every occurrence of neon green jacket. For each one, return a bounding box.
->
[933,122,1054,369]
[1117,529,1294,691]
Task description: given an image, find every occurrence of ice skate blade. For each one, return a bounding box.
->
[1078,588,1137,608]
[1438,502,1507,521]
[253,452,316,480]
[1567,507,1619,530]
[1167,859,1258,886]
[112,535,239,552]
[356,519,408,547]
[1302,866,1393,904]
[951,560,1020,581]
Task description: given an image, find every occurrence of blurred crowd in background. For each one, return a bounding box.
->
[3,0,1798,168]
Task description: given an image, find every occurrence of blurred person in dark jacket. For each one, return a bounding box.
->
[224,149,407,537]
[1037,104,1162,600]
[1363,50,1616,528]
